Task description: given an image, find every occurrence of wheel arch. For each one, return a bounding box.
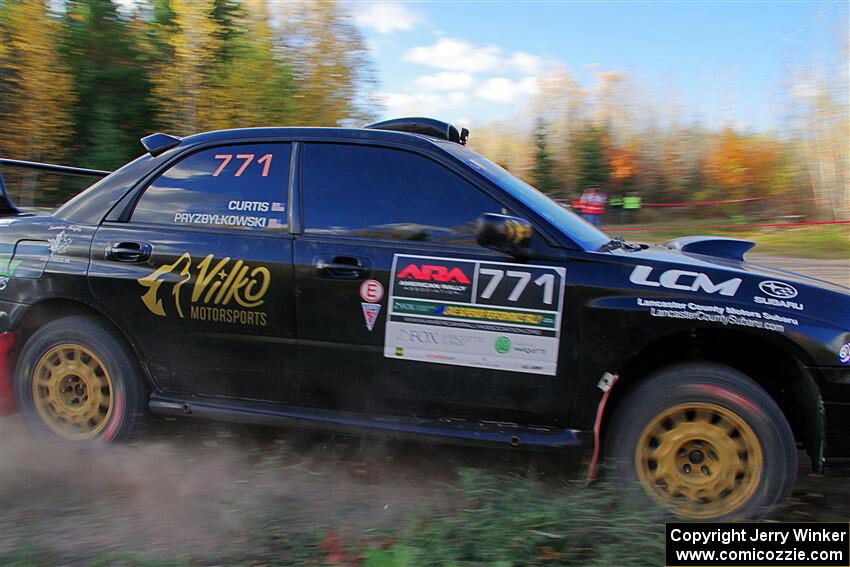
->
[12,298,153,389]
[601,328,824,472]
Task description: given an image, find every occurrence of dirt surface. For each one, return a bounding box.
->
[0,257,848,564]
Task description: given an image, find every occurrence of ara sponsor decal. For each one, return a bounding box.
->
[629,265,741,297]
[394,258,476,302]
[137,253,270,327]
[361,303,381,331]
[385,254,565,376]
[359,279,384,303]
[398,264,471,283]
[754,280,804,311]
[839,343,850,365]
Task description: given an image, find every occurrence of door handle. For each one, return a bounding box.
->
[106,241,152,263]
[314,256,370,279]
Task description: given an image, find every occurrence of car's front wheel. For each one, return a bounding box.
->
[605,362,797,520]
[15,315,146,442]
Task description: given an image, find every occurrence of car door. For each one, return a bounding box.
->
[89,142,297,402]
[293,142,567,422]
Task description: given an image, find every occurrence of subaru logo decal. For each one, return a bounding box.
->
[758,280,798,299]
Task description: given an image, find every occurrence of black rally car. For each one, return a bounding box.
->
[0,118,848,520]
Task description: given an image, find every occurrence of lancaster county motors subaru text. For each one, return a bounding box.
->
[0,117,848,520]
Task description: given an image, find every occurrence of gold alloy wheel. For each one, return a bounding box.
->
[635,402,764,519]
[32,344,114,440]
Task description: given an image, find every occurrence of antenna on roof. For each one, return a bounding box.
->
[141,133,182,157]
[364,117,469,145]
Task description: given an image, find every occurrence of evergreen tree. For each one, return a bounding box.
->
[574,125,611,191]
[532,119,558,194]
[62,0,158,169]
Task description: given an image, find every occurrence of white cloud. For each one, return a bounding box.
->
[403,37,554,77]
[476,77,539,103]
[412,72,475,91]
[404,38,502,73]
[352,2,423,34]
[509,52,544,75]
[378,90,469,117]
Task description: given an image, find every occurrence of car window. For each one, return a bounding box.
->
[439,142,609,251]
[302,143,506,245]
[131,143,291,232]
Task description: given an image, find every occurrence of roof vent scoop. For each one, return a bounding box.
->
[141,133,182,157]
[365,117,469,145]
[664,236,755,262]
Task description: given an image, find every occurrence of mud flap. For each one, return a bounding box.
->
[0,332,17,415]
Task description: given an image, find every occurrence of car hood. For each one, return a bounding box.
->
[625,236,850,296]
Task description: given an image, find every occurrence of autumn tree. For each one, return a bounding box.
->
[149,0,219,134]
[201,0,295,130]
[0,0,76,164]
[277,0,378,126]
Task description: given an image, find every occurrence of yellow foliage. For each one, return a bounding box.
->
[0,0,76,161]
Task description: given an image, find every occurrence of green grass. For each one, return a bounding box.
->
[0,470,665,567]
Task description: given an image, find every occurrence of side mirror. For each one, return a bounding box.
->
[476,213,533,255]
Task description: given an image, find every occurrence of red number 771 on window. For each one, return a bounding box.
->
[212,153,273,177]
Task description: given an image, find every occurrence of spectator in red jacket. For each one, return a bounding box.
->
[580,186,607,227]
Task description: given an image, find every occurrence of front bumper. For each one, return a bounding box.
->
[0,331,17,415]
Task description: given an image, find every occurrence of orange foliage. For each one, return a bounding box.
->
[608,145,638,181]
[703,127,749,195]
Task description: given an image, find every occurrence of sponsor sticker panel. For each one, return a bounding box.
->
[384,254,565,376]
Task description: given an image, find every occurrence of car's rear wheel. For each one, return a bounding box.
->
[15,315,146,442]
[605,362,797,520]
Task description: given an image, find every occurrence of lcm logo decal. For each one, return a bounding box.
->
[397,264,471,284]
[137,253,270,317]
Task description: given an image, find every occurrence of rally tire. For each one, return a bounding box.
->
[15,315,147,443]
[604,362,797,521]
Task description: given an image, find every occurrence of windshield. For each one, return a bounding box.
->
[441,143,609,250]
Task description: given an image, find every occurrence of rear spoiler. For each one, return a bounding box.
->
[0,158,111,215]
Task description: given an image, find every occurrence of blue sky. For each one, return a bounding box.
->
[349,1,847,131]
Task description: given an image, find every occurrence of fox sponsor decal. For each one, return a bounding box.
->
[385,254,565,376]
[137,253,270,326]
